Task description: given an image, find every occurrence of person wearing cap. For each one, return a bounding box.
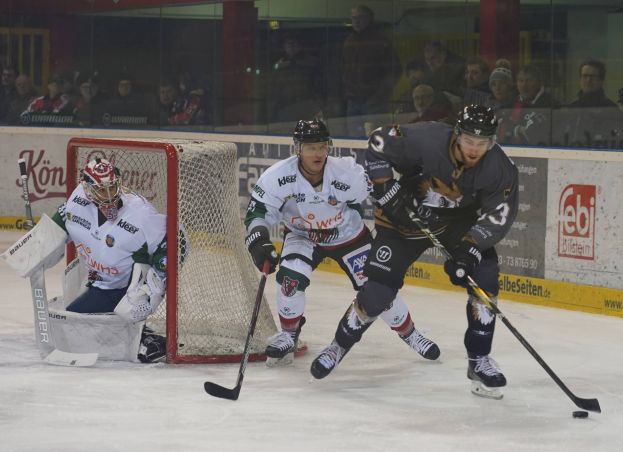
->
[486,63,516,112]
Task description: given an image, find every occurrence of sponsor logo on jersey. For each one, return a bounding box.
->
[327,195,337,206]
[278,175,296,186]
[76,243,119,276]
[342,244,371,285]
[71,195,90,206]
[294,193,306,203]
[375,245,392,263]
[331,180,350,191]
[252,184,265,198]
[281,276,299,297]
[558,184,596,260]
[105,234,115,247]
[68,213,92,230]
[117,219,139,234]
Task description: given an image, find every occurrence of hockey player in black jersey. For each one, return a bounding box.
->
[311,105,519,400]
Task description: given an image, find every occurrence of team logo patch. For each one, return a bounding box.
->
[376,245,392,263]
[281,276,299,297]
[328,195,337,206]
[105,234,115,247]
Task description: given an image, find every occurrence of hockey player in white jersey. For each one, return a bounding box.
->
[244,119,440,365]
[51,158,168,362]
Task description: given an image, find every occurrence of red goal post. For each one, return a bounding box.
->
[66,137,283,363]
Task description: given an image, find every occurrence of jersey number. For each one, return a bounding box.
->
[480,202,510,226]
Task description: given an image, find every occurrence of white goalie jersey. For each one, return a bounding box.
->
[55,184,167,290]
[245,155,372,245]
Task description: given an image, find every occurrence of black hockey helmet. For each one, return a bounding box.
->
[455,104,498,138]
[293,119,332,146]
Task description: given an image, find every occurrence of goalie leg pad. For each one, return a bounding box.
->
[48,300,144,362]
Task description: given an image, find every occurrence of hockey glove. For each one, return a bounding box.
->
[374,179,437,228]
[245,226,279,274]
[373,179,417,228]
[444,240,482,287]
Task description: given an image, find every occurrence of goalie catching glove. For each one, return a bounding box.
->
[114,263,166,323]
[373,178,436,229]
[245,226,278,274]
[444,239,482,287]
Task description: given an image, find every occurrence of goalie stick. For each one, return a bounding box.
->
[407,209,601,413]
[18,159,98,367]
[204,260,271,400]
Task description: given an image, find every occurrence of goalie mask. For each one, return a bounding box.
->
[81,158,122,220]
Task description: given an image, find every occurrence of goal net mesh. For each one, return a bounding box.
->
[67,138,277,363]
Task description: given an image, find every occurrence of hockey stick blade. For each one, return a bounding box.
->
[204,260,271,401]
[573,396,601,413]
[45,349,98,367]
[204,382,241,401]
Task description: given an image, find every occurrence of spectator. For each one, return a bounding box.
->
[559,58,622,147]
[73,71,109,126]
[499,64,558,145]
[408,83,453,124]
[422,41,465,97]
[485,61,515,113]
[566,59,617,108]
[342,4,399,136]
[7,74,38,125]
[104,72,149,122]
[21,73,74,124]
[0,65,18,123]
[158,77,207,126]
[393,60,432,114]
[269,33,322,124]
[463,57,491,107]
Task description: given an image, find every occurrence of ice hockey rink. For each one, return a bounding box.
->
[0,230,621,452]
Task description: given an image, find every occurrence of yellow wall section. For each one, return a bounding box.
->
[314,257,623,319]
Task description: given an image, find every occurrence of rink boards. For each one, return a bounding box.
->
[0,126,621,318]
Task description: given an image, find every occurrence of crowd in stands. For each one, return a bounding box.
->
[1,3,622,148]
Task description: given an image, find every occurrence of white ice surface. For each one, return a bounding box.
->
[0,231,621,452]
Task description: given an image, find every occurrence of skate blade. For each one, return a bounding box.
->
[265,353,294,368]
[470,381,503,400]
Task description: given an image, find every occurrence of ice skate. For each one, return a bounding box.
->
[265,317,305,367]
[467,353,506,399]
[138,327,166,363]
[401,328,440,360]
[310,340,348,379]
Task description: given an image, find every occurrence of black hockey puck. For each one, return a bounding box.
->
[572,410,589,418]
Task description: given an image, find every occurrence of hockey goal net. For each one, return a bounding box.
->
[66,137,278,363]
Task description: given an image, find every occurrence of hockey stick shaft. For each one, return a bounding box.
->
[204,260,271,400]
[407,210,601,413]
[18,158,34,228]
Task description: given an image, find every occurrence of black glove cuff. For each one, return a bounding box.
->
[245,226,270,250]
[373,179,401,207]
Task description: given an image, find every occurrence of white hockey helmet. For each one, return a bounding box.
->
[80,158,122,207]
